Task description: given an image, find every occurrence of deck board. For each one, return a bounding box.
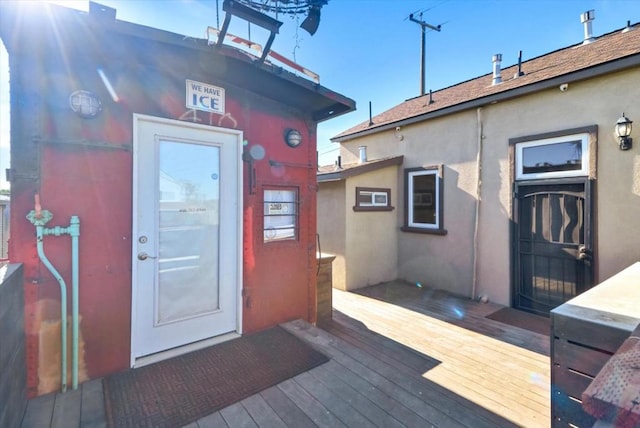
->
[219,402,258,428]
[21,281,550,427]
[21,392,55,427]
[195,411,228,428]
[51,387,82,428]
[306,360,406,428]
[258,386,316,428]
[240,394,287,428]
[79,380,106,428]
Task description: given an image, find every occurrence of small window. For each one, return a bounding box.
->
[402,166,446,234]
[516,133,589,180]
[353,187,393,212]
[264,187,298,242]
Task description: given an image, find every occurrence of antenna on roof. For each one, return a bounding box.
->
[369,101,373,126]
[408,12,442,96]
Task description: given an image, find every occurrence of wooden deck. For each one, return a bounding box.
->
[20,281,550,427]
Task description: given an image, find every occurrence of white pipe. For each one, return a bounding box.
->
[471,107,483,300]
[581,10,595,44]
[492,54,502,85]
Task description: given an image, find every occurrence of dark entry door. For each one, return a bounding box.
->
[514,182,593,315]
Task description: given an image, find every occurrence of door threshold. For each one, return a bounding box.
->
[133,331,240,368]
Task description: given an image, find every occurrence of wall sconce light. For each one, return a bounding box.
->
[394,126,404,141]
[615,113,633,150]
[284,128,302,148]
[69,90,102,118]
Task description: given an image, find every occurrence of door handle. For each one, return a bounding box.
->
[577,246,591,262]
[137,252,157,261]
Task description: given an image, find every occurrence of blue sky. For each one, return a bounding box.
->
[1,0,639,189]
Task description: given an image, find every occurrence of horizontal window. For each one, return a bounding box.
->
[516,133,589,180]
[353,187,393,212]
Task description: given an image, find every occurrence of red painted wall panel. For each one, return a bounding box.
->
[7,32,320,396]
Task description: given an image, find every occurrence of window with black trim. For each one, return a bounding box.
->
[353,187,393,212]
[402,166,446,234]
[263,187,299,242]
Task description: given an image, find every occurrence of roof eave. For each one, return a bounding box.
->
[0,2,356,123]
[317,156,404,182]
[332,53,640,142]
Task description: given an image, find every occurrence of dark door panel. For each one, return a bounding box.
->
[514,182,593,315]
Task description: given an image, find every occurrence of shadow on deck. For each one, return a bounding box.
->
[19,281,550,427]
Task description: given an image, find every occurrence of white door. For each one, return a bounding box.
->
[132,114,242,360]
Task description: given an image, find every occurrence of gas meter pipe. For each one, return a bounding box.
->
[27,195,81,391]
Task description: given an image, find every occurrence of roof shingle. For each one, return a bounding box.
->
[333,25,640,141]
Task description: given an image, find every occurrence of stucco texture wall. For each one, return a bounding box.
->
[344,166,399,290]
[341,111,481,298]
[337,66,640,306]
[317,180,346,290]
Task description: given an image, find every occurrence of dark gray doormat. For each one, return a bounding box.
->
[486,307,550,336]
[103,326,329,428]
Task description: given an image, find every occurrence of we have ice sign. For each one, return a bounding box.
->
[186,80,225,114]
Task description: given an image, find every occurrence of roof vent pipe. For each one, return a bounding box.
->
[581,10,595,44]
[358,146,367,164]
[514,50,524,78]
[492,54,502,85]
[622,20,634,33]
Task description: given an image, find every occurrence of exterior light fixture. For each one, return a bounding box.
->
[615,113,633,150]
[69,90,102,118]
[284,128,302,148]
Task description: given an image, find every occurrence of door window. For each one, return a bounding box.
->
[157,140,220,324]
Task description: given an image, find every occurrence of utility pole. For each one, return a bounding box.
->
[409,12,441,96]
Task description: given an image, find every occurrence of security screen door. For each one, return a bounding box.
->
[514,182,592,315]
[132,115,241,359]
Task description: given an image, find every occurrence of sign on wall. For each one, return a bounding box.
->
[186,79,225,114]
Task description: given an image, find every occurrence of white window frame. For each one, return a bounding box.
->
[407,168,440,230]
[359,190,388,207]
[515,133,589,181]
[263,187,298,243]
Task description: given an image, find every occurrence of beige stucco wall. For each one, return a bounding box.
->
[344,166,399,290]
[317,180,347,289]
[318,165,400,291]
[337,66,640,305]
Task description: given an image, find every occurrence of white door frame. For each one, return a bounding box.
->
[130,114,243,366]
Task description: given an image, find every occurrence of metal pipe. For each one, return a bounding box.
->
[67,216,80,389]
[471,107,483,300]
[31,215,68,392]
[27,201,81,392]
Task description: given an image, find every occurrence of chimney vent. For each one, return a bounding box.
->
[581,10,595,44]
[492,54,502,85]
[358,146,368,164]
